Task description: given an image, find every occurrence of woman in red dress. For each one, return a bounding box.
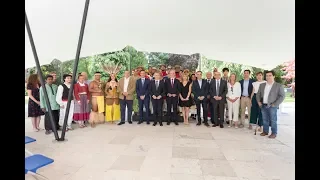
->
[73,74,90,128]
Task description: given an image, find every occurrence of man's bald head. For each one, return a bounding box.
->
[124,71,130,78]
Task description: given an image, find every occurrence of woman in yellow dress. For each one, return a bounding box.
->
[105,73,121,123]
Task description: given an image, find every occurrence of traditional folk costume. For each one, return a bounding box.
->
[89,80,105,125]
[73,82,90,127]
[103,63,122,123]
[56,83,74,130]
[105,83,121,122]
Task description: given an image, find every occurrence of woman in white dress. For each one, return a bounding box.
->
[226,73,241,128]
[249,72,266,131]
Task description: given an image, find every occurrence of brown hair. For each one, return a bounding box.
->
[256,71,263,75]
[27,74,40,88]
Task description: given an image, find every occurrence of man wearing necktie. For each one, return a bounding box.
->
[205,72,214,124]
[136,70,151,124]
[149,72,166,126]
[164,70,181,125]
[209,72,228,128]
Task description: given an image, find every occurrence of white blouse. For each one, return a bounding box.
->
[226,82,241,99]
[252,80,266,93]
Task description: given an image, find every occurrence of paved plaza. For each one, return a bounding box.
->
[25,103,295,180]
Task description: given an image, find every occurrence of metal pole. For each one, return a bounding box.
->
[25,11,60,140]
[60,0,91,140]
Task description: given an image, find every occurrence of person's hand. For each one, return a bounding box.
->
[36,101,40,105]
[77,101,81,105]
[123,92,128,96]
[186,96,189,100]
[140,95,145,100]
[87,100,90,104]
[60,105,64,108]
[172,94,176,97]
[271,104,275,107]
[152,95,156,99]
[167,93,172,97]
[258,102,262,107]
[41,108,46,112]
[157,95,162,99]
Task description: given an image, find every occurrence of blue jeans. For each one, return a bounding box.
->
[261,105,278,134]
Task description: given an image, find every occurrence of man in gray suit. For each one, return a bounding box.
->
[256,70,285,138]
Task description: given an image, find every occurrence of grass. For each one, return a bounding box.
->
[284,91,295,103]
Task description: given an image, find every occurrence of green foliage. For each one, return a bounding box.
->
[123,46,148,70]
[145,52,169,68]
[272,65,285,84]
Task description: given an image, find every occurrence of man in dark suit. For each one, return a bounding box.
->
[149,72,166,126]
[192,71,210,127]
[205,71,214,124]
[239,69,255,128]
[209,71,228,128]
[164,69,181,125]
[136,70,151,124]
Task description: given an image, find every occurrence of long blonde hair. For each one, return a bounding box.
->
[229,73,237,84]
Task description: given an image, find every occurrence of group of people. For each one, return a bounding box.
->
[26,64,285,138]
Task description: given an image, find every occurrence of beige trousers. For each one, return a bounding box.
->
[240,97,251,126]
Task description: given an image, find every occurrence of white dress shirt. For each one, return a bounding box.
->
[252,80,266,93]
[216,79,220,95]
[123,77,130,92]
[263,82,274,104]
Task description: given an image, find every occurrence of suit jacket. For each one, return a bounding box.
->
[239,79,255,98]
[149,79,166,97]
[256,82,285,107]
[209,79,228,101]
[164,78,181,96]
[118,76,136,100]
[192,79,210,101]
[136,78,151,98]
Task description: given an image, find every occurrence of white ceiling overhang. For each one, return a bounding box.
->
[25,0,295,69]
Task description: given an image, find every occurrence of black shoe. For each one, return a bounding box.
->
[220,124,224,128]
[160,122,163,126]
[212,124,217,127]
[226,120,230,124]
[128,121,132,124]
[174,122,179,125]
[138,121,143,124]
[167,122,171,125]
[147,121,150,125]
[72,121,76,124]
[196,122,201,126]
[153,122,157,126]
[45,130,51,135]
[204,123,210,127]
[117,122,125,126]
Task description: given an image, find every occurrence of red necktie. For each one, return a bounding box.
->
[171,79,174,87]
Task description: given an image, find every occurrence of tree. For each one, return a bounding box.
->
[123,46,148,70]
[272,65,286,84]
[282,59,295,80]
[146,52,169,68]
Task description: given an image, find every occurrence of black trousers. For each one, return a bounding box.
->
[195,99,208,123]
[166,96,178,123]
[44,110,59,131]
[212,99,225,125]
[152,98,163,123]
[120,98,133,123]
[138,98,150,122]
